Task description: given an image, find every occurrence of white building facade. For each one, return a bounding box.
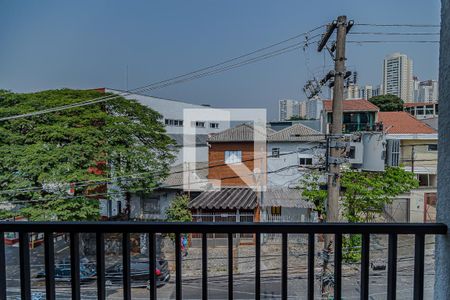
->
[106,89,230,164]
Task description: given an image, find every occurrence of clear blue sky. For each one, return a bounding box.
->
[0,0,440,120]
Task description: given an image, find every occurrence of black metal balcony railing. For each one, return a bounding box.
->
[0,222,446,300]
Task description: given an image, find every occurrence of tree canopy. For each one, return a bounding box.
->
[300,167,419,222]
[165,194,193,223]
[368,94,404,112]
[0,89,175,220]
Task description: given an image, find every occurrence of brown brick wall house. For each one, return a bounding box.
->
[208,142,257,186]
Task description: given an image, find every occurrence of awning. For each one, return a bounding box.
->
[262,188,315,209]
[189,187,257,210]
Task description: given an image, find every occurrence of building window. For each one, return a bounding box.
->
[418,174,430,187]
[271,206,282,215]
[210,122,219,129]
[195,121,205,128]
[348,146,356,159]
[428,144,438,151]
[272,148,280,158]
[299,157,313,166]
[143,198,160,214]
[225,150,242,164]
[165,119,183,127]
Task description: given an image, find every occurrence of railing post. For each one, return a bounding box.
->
[96,232,105,300]
[149,233,157,300]
[44,232,56,300]
[70,232,81,300]
[255,233,261,300]
[334,234,342,300]
[414,233,425,300]
[387,234,397,300]
[202,233,208,300]
[0,232,6,300]
[123,232,131,300]
[281,233,288,300]
[307,233,315,300]
[176,232,182,300]
[360,233,370,300]
[19,232,31,300]
[228,233,233,300]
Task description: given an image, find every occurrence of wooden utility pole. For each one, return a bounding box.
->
[326,15,348,224]
[316,15,353,297]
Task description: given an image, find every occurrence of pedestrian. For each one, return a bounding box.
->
[181,234,188,257]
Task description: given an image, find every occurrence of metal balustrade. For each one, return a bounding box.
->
[0,221,446,300]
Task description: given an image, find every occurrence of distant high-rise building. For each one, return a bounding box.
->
[299,100,307,118]
[359,85,374,100]
[306,98,323,120]
[418,80,439,102]
[413,76,420,101]
[345,83,360,99]
[279,99,302,121]
[382,53,414,102]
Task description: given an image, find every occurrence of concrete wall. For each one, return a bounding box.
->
[435,1,450,298]
[130,191,177,220]
[400,139,438,174]
[267,142,322,188]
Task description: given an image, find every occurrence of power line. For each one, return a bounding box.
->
[2,163,318,205]
[355,23,440,28]
[349,32,440,36]
[0,25,325,122]
[0,144,323,196]
[348,40,439,44]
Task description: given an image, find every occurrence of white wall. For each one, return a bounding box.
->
[267,142,323,188]
[106,89,229,135]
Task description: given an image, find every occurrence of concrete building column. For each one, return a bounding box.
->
[435,1,450,299]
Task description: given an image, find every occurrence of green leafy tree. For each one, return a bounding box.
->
[0,89,175,220]
[369,94,404,111]
[165,194,193,222]
[298,167,419,261]
[341,167,418,222]
[299,171,327,221]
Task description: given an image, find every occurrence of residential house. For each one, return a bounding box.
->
[263,124,324,223]
[129,162,209,221]
[404,102,438,120]
[321,99,380,134]
[189,123,318,227]
[380,111,438,222]
[189,124,269,225]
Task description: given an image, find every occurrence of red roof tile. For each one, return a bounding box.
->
[378,112,437,134]
[323,99,379,112]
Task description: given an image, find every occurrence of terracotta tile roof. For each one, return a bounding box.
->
[323,99,379,112]
[378,112,437,134]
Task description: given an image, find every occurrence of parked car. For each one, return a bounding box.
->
[35,258,96,283]
[105,257,170,287]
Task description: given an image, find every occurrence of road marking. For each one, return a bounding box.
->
[57,246,69,254]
